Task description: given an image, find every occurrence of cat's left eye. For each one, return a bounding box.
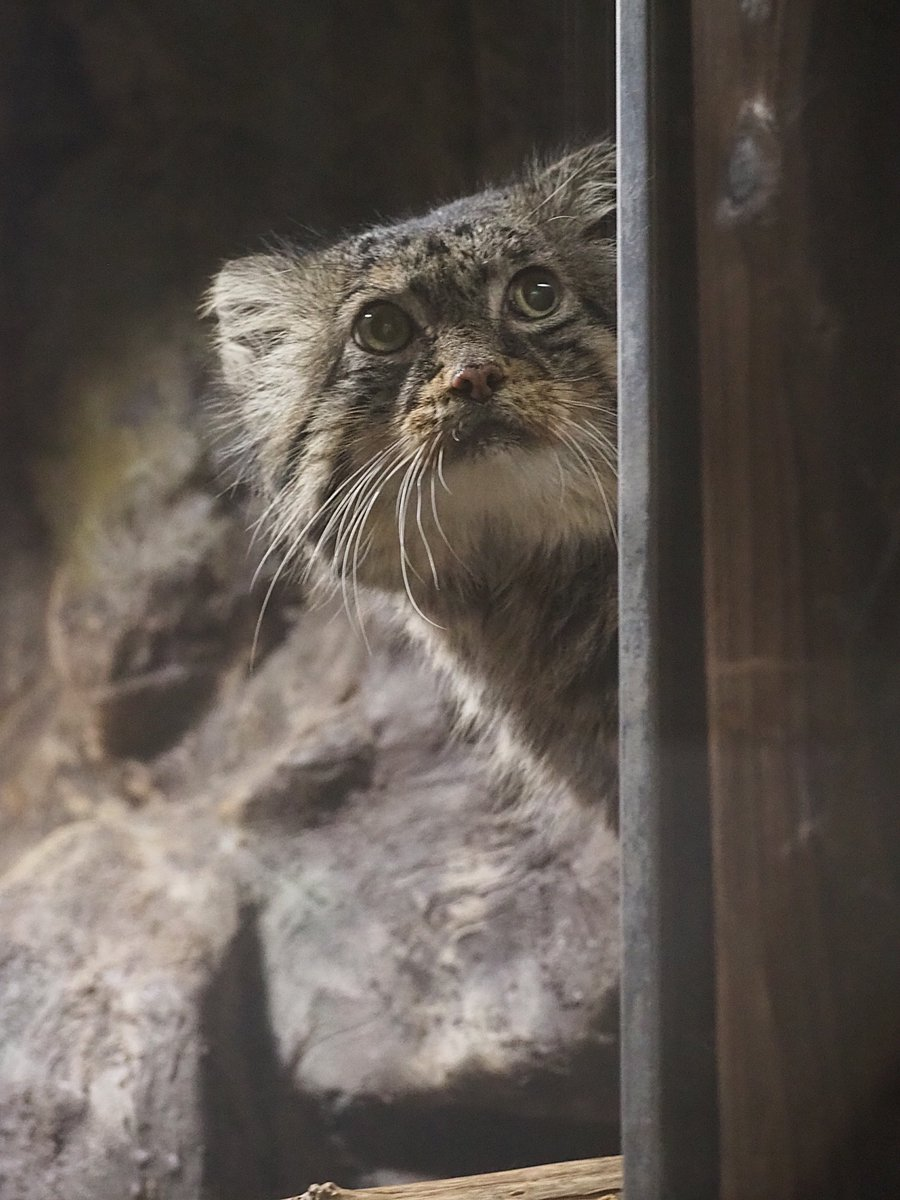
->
[352,301,414,354]
[507,267,562,319]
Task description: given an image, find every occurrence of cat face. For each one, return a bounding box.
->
[207,144,617,601]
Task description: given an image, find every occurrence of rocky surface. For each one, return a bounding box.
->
[0,4,619,1198]
[0,428,621,1196]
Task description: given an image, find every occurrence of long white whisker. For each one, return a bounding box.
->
[415,459,440,590]
[249,517,311,667]
[555,426,618,550]
[558,371,609,385]
[345,477,392,646]
[437,445,451,494]
[340,447,417,643]
[253,445,395,593]
[247,489,286,544]
[330,452,396,571]
[251,444,405,662]
[394,450,418,574]
[250,500,300,592]
[577,434,618,477]
[559,396,617,422]
[396,455,418,607]
[558,414,619,478]
[557,401,618,432]
[395,449,430,586]
[428,448,467,570]
[333,457,396,641]
[250,463,374,664]
[397,448,444,628]
[568,429,618,478]
[309,445,397,575]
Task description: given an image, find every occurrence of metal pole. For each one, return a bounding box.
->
[617,3,719,1196]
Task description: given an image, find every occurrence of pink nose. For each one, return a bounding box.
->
[449,362,505,403]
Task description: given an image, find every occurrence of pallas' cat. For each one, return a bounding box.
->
[207,144,618,822]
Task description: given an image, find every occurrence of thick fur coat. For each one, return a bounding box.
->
[207,144,618,820]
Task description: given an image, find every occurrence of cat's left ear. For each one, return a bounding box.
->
[530,142,616,241]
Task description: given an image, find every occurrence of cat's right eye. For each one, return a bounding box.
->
[352,301,413,354]
[506,266,562,320]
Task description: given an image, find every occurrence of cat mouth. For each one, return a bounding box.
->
[441,409,530,456]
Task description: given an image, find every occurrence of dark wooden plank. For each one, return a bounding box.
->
[691,1,900,1196]
[617,2,719,1197]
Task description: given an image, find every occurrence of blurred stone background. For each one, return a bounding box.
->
[0,4,618,1198]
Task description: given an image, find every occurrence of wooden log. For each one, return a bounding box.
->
[287,1157,623,1200]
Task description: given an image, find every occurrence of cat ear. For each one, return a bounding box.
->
[204,251,327,491]
[529,142,616,241]
[204,253,308,387]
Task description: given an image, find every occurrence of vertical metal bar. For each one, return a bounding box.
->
[616,3,659,1188]
[617,3,719,1197]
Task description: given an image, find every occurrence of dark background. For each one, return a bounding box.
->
[1,0,614,449]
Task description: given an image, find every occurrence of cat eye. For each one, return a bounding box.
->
[352,301,414,354]
[507,267,562,319]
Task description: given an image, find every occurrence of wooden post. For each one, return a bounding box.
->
[691,1,900,1196]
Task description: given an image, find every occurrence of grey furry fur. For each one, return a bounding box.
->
[207,143,618,822]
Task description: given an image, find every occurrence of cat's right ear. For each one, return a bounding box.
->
[203,251,326,492]
[204,253,303,388]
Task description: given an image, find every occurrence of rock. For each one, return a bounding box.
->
[0,604,621,1194]
[46,430,252,761]
[0,817,241,1200]
[254,630,621,1178]
[221,713,375,832]
[0,693,620,1194]
[260,781,621,1177]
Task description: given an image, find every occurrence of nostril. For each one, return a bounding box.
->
[449,362,505,403]
[450,370,473,396]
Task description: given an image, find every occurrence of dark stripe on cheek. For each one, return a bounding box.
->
[307,445,352,545]
[400,355,439,412]
[539,313,581,335]
[498,327,535,359]
[322,348,346,391]
[279,417,312,489]
[544,336,596,360]
[582,296,617,334]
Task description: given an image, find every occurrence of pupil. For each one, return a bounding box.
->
[354,302,411,353]
[528,280,554,310]
[376,312,397,340]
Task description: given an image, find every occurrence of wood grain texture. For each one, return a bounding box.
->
[289,1157,623,1200]
[691,0,900,1196]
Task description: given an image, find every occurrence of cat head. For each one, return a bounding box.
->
[206,143,617,600]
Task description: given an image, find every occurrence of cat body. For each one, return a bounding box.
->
[208,144,618,819]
